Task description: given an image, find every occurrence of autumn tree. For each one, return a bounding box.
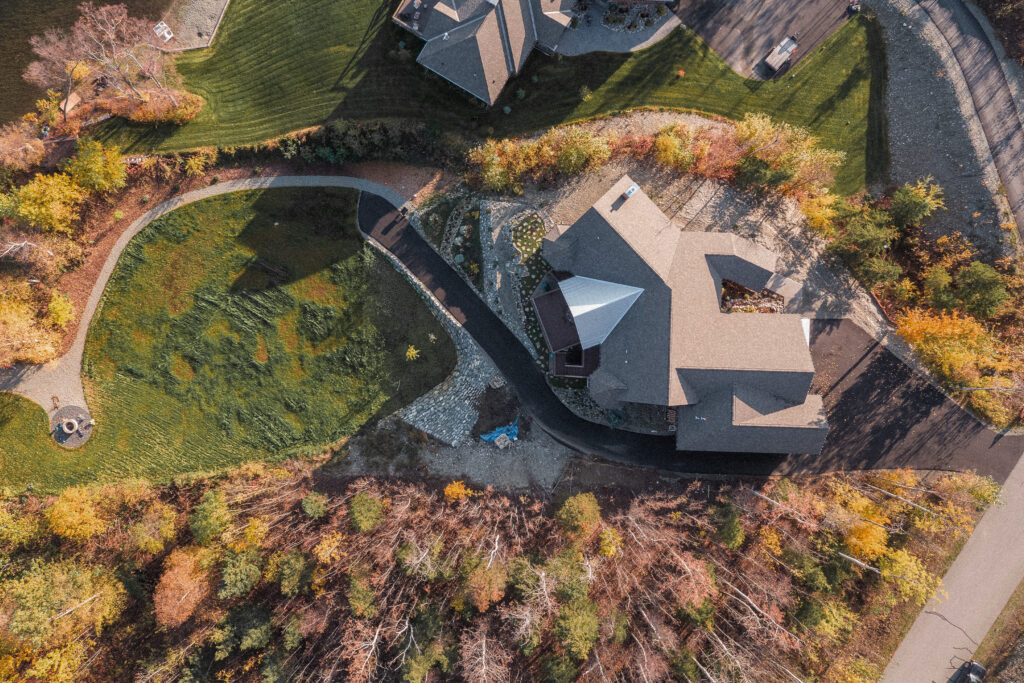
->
[64,138,126,193]
[4,172,86,234]
[45,486,108,541]
[153,547,212,628]
[349,492,383,532]
[23,27,90,122]
[553,598,600,661]
[555,492,601,538]
[300,491,327,520]
[0,121,46,171]
[460,553,507,613]
[1,559,126,648]
[190,490,232,546]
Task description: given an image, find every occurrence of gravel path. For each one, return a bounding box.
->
[876,0,1020,258]
[162,0,231,51]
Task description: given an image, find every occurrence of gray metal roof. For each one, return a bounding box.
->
[559,276,643,349]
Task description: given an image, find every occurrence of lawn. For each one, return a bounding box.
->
[96,0,887,195]
[0,188,455,492]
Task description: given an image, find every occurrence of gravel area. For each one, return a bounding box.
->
[556,1,681,56]
[874,0,1016,259]
[163,0,231,50]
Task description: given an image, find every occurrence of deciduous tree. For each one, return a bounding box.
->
[153,547,212,628]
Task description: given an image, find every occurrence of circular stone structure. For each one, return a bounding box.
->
[50,405,94,448]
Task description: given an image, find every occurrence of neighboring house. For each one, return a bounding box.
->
[533,176,829,454]
[393,0,574,105]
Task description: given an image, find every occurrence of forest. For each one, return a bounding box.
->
[0,460,997,682]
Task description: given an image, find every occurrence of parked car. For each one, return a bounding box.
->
[951,660,986,683]
[764,36,798,74]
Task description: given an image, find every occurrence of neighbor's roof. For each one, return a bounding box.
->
[407,0,549,105]
[543,175,815,407]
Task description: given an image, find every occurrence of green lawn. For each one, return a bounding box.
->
[0,188,455,493]
[96,0,887,195]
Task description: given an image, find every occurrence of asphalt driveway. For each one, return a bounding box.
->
[675,0,854,78]
[360,194,1024,483]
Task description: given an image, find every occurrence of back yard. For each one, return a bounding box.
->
[0,188,455,492]
[95,0,887,195]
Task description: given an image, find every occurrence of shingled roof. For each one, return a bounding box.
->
[541,176,828,454]
[395,0,560,105]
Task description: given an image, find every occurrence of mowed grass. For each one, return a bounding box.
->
[0,188,455,492]
[96,0,887,195]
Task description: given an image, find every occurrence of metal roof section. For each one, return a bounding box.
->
[559,276,644,349]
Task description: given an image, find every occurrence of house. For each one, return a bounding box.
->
[392,0,574,105]
[532,176,829,454]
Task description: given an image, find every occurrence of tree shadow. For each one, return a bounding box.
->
[228,187,362,292]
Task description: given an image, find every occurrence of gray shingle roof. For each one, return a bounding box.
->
[542,176,828,454]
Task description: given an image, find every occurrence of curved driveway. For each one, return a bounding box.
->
[2,177,1021,481]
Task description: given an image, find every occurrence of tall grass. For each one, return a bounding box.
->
[0,188,455,492]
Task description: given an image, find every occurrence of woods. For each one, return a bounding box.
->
[0,462,997,682]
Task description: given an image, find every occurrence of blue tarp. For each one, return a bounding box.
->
[481,418,519,443]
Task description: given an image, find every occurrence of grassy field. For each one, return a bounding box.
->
[0,0,170,125]
[96,0,887,195]
[0,188,455,492]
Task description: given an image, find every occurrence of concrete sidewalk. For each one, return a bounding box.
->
[882,446,1024,681]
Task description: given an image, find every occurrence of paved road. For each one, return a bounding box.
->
[359,194,1024,482]
[914,0,1024,242]
[674,0,852,78]
[882,447,1024,682]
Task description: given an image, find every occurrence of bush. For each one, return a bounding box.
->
[348,573,377,618]
[555,492,601,537]
[273,551,311,597]
[956,261,1009,318]
[793,598,824,629]
[889,177,945,230]
[712,502,744,550]
[923,264,957,309]
[553,598,600,661]
[829,205,896,266]
[45,486,107,541]
[736,156,794,189]
[47,290,75,329]
[349,492,384,532]
[301,491,328,520]
[542,655,579,683]
[190,490,232,546]
[8,172,86,234]
[857,256,902,289]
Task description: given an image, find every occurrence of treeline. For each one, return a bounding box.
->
[0,463,997,682]
[465,113,844,198]
[806,178,1023,426]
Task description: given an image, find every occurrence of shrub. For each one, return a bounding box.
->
[654,126,698,171]
[857,257,902,289]
[127,91,204,126]
[956,261,1009,318]
[542,655,579,683]
[444,480,472,502]
[890,177,945,230]
[47,290,75,330]
[550,126,611,176]
[553,598,600,661]
[923,264,957,309]
[829,205,897,266]
[736,156,793,189]
[555,492,601,537]
[131,501,177,554]
[301,491,328,520]
[190,490,232,546]
[793,598,824,629]
[597,527,622,557]
[273,551,312,597]
[349,492,383,532]
[712,502,744,550]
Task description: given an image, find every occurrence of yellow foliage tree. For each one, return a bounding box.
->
[444,480,472,502]
[45,487,108,541]
[48,290,74,329]
[896,308,1009,386]
[63,139,126,193]
[879,548,942,606]
[597,527,623,557]
[10,172,87,234]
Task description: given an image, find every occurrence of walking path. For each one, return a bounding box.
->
[882,447,1024,682]
[3,177,1022,481]
[912,0,1024,241]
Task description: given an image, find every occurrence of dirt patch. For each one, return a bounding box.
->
[471,385,522,437]
[977,0,1024,65]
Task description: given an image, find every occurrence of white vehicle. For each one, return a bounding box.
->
[764,36,798,74]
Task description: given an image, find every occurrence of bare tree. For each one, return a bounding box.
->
[24,29,89,122]
[459,618,511,683]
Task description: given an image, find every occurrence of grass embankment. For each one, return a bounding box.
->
[0,188,455,492]
[96,0,887,195]
[975,575,1024,675]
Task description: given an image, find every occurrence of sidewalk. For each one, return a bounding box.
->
[882,444,1024,681]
